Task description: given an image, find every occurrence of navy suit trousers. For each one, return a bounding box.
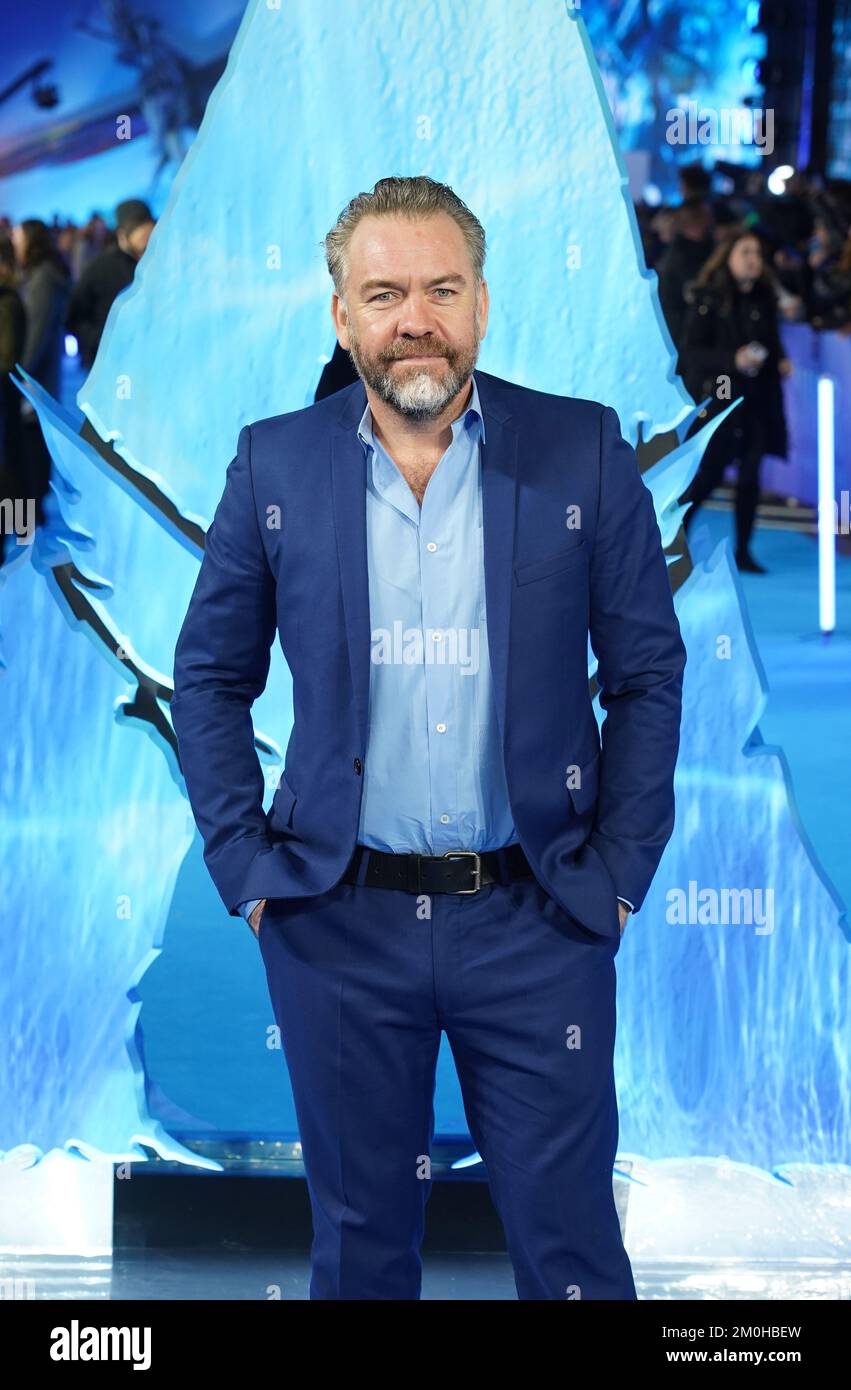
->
[258,871,636,1300]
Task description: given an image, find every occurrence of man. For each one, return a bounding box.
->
[171,175,687,1301]
[66,198,155,369]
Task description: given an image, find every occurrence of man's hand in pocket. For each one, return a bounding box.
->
[248,899,267,938]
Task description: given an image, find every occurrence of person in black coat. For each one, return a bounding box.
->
[12,218,71,401]
[10,218,72,528]
[676,229,791,573]
[65,199,155,370]
[313,338,358,401]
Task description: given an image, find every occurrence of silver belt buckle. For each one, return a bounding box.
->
[442,850,481,893]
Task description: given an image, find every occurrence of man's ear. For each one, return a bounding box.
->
[331,293,350,350]
[477,278,490,341]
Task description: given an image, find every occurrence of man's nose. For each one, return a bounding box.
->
[395,298,440,336]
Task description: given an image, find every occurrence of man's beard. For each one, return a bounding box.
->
[345,307,481,422]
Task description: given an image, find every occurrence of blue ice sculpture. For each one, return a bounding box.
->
[2,1,846,1208]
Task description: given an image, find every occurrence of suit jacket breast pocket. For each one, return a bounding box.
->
[514,539,588,586]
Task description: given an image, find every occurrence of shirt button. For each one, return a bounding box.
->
[426,542,438,552]
[435,723,446,733]
[353,757,362,774]
[432,631,442,641]
[439,814,451,824]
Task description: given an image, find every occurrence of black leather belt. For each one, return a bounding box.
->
[341,842,534,894]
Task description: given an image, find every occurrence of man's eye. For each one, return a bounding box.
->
[370,288,455,303]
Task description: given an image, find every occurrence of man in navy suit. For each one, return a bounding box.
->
[171,175,687,1300]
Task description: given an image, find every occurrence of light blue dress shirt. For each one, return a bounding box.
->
[237,377,632,923]
[354,375,517,854]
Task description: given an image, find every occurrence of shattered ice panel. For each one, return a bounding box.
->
[0,379,291,1165]
[0,546,203,1164]
[612,545,850,1167]
[11,377,293,746]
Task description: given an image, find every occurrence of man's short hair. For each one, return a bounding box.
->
[322,175,485,301]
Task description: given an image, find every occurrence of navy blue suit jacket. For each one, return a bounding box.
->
[171,368,687,941]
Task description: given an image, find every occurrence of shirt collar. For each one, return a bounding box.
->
[356,372,485,455]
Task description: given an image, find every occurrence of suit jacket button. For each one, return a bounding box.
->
[353,757,362,774]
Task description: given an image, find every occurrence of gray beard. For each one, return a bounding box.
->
[368,355,477,421]
[346,312,481,422]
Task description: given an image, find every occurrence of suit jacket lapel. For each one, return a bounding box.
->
[331,380,371,752]
[476,371,518,745]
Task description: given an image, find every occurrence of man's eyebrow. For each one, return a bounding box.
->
[358,272,467,294]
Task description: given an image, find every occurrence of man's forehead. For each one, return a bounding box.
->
[350,212,463,259]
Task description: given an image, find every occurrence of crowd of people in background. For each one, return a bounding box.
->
[3,163,851,569]
[641,164,851,335]
[0,198,155,558]
[640,164,851,572]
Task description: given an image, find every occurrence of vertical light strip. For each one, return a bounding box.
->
[817,374,836,634]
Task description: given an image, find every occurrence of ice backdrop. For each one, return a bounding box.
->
[2,0,847,1241]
